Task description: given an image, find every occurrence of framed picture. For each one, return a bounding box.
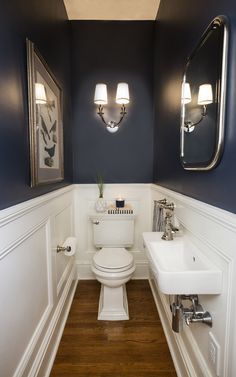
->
[27,39,64,187]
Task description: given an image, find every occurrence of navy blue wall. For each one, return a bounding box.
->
[0,1,72,210]
[4,1,236,212]
[154,0,236,213]
[71,21,154,184]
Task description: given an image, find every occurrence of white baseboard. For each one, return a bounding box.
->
[77,260,148,280]
[77,261,94,279]
[132,261,149,279]
[31,265,78,377]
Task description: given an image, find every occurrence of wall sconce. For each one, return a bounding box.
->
[35,83,47,104]
[181,82,192,104]
[35,83,55,107]
[182,82,213,133]
[94,82,129,133]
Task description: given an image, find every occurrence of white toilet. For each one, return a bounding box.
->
[90,214,136,320]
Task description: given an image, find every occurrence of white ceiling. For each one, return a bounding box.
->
[63,0,160,20]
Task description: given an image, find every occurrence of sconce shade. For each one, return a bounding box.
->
[94,83,108,105]
[198,84,213,105]
[35,83,47,104]
[116,82,129,104]
[181,82,192,104]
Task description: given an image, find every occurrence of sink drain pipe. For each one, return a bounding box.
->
[170,295,213,333]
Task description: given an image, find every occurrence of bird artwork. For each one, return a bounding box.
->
[40,129,47,145]
[50,120,57,133]
[45,144,56,157]
[44,144,56,167]
[38,98,58,168]
[41,115,51,141]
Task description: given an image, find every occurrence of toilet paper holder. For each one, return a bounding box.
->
[57,245,71,253]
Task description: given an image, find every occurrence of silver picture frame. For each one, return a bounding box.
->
[27,39,64,187]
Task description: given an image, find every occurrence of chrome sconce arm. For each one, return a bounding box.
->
[184,104,207,133]
[94,83,129,133]
[97,103,127,133]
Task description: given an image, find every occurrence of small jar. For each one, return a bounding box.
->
[116,198,125,208]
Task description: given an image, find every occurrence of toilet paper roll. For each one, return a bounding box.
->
[63,237,77,256]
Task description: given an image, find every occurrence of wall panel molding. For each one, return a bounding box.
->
[0,186,74,228]
[57,258,75,296]
[151,184,236,231]
[54,203,74,296]
[2,182,236,376]
[0,218,48,261]
[0,185,76,377]
[151,184,236,377]
[11,220,53,377]
[29,265,77,377]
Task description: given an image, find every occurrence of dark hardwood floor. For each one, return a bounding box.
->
[50,280,177,377]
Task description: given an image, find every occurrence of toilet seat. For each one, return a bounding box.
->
[93,247,134,273]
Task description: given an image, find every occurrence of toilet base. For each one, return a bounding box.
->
[98,284,129,321]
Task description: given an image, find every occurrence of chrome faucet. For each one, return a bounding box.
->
[159,202,178,241]
[162,211,174,241]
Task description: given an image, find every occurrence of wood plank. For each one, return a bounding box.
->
[50,280,177,377]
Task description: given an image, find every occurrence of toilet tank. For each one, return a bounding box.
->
[90,214,135,248]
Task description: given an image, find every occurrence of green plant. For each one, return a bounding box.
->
[96,174,104,198]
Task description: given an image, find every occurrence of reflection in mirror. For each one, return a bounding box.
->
[180,16,228,170]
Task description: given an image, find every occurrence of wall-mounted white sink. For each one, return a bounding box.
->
[143,232,222,295]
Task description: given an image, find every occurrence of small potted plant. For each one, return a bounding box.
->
[95,174,107,212]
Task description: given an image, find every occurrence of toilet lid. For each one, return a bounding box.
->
[93,248,133,270]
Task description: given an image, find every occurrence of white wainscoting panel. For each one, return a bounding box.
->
[0,186,77,377]
[150,184,236,377]
[2,182,236,377]
[74,184,151,279]
[54,204,74,295]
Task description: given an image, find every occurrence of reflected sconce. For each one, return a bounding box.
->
[35,82,55,107]
[35,83,47,104]
[183,83,213,133]
[181,82,192,104]
[94,82,129,133]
